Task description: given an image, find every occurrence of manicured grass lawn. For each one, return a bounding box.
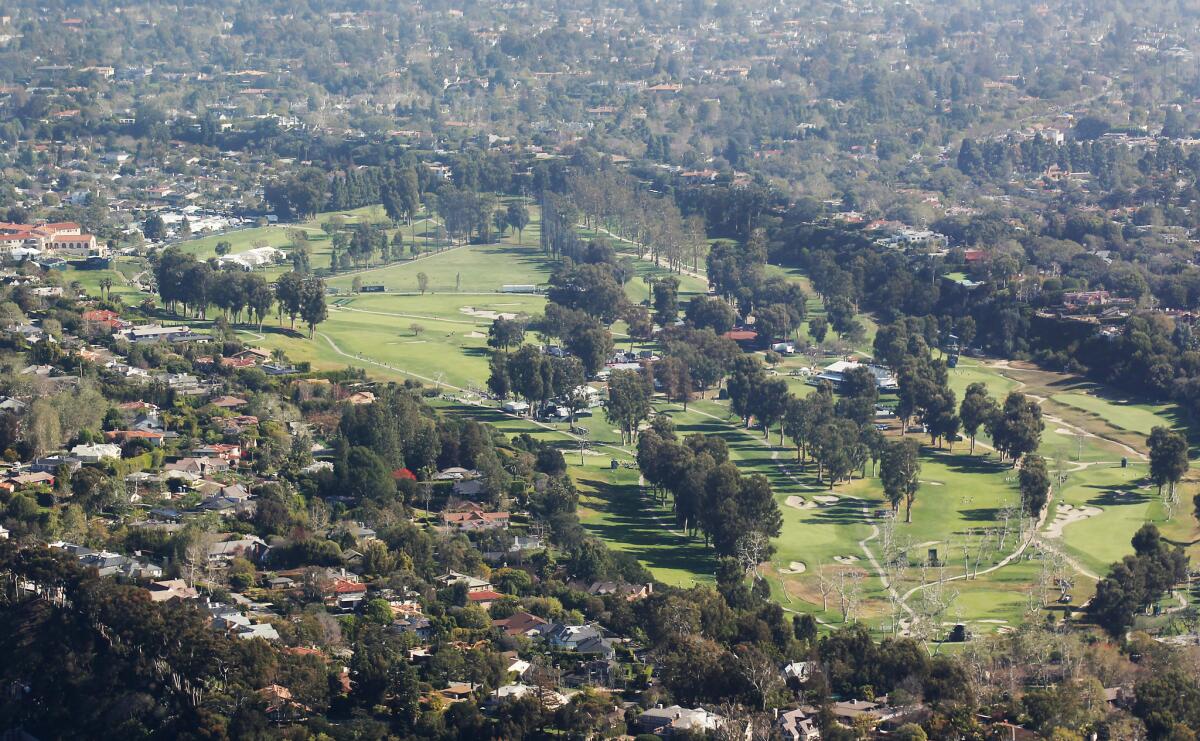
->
[1051,391,1179,437]
[327,241,559,294]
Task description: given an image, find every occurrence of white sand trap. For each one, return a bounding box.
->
[976,619,1008,624]
[833,554,859,565]
[780,561,807,574]
[464,331,485,338]
[404,340,428,344]
[1055,428,1075,435]
[813,495,839,505]
[459,306,518,320]
[920,480,944,486]
[913,541,940,549]
[1044,503,1102,539]
[784,495,810,510]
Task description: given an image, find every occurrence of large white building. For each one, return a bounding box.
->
[815,359,898,392]
[0,221,106,259]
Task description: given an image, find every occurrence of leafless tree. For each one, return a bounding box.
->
[736,531,772,581]
[835,567,864,623]
[815,561,835,612]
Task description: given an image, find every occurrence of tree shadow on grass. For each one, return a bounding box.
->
[809,497,871,525]
[936,452,1013,476]
[958,507,1003,522]
[577,476,715,580]
[1085,487,1152,507]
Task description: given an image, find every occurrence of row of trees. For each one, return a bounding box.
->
[153,248,328,337]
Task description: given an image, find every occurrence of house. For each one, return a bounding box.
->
[435,466,479,480]
[466,589,505,608]
[783,661,817,683]
[490,683,568,710]
[439,509,510,532]
[435,570,493,593]
[438,681,478,703]
[0,525,8,539]
[207,535,270,564]
[147,578,200,602]
[483,534,545,562]
[779,708,821,740]
[105,429,166,447]
[584,580,653,601]
[545,623,619,658]
[69,442,123,462]
[452,478,487,498]
[121,325,201,344]
[345,391,376,405]
[325,579,368,611]
[30,456,82,475]
[209,395,248,409]
[165,457,230,476]
[636,705,723,736]
[4,471,55,490]
[392,615,434,639]
[493,611,549,638]
[258,685,309,723]
[192,443,242,460]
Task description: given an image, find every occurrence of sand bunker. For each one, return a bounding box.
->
[1044,503,1102,539]
[780,561,807,574]
[833,554,859,565]
[1055,428,1075,435]
[464,331,485,338]
[920,480,944,486]
[813,495,839,505]
[460,306,518,320]
[785,495,815,510]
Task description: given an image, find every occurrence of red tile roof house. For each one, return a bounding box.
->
[105,429,166,447]
[439,510,511,531]
[192,443,242,460]
[466,590,505,608]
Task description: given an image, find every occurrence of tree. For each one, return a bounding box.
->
[214,240,232,256]
[275,271,305,328]
[487,317,527,351]
[546,264,627,324]
[881,438,921,522]
[416,272,429,294]
[959,383,997,455]
[808,316,828,343]
[606,370,652,444]
[300,277,328,338]
[506,203,530,245]
[751,377,790,441]
[143,213,167,241]
[652,276,680,326]
[987,392,1043,463]
[685,295,738,334]
[492,209,509,238]
[1019,454,1050,518]
[1148,426,1189,501]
